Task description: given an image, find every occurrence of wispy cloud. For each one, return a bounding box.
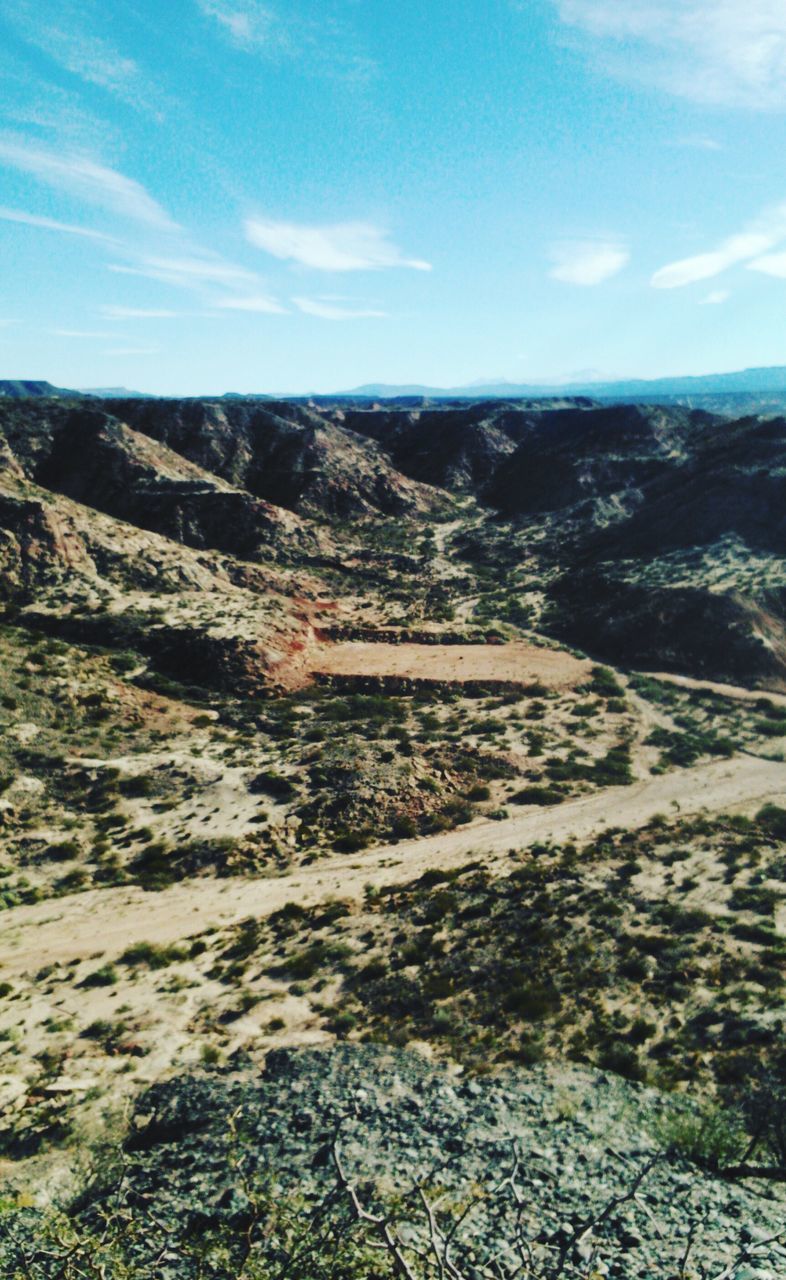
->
[108,255,260,289]
[52,328,122,337]
[548,239,629,286]
[215,294,287,313]
[0,138,178,230]
[699,289,731,305]
[197,0,283,51]
[100,305,182,319]
[104,347,160,357]
[0,204,120,243]
[245,217,431,272]
[293,296,387,320]
[553,1,786,109]
[673,135,723,152]
[748,251,786,279]
[652,201,786,288]
[196,0,376,81]
[3,0,158,113]
[0,66,120,152]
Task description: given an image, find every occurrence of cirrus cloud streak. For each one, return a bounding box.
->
[245,216,431,272]
[652,201,786,288]
[554,0,786,109]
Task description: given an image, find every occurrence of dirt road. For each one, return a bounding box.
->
[2,755,785,979]
[635,670,786,706]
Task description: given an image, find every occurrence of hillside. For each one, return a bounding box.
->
[2,395,786,1273]
[0,379,79,399]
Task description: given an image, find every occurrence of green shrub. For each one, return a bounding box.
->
[249,771,297,800]
[758,804,786,841]
[390,814,417,839]
[80,964,118,989]
[756,720,786,737]
[118,775,155,798]
[504,982,561,1020]
[119,941,186,969]
[654,1104,746,1171]
[45,840,80,862]
[729,885,781,916]
[597,1041,646,1082]
[276,941,352,981]
[333,829,373,853]
[586,666,624,697]
[130,843,175,889]
[511,786,564,806]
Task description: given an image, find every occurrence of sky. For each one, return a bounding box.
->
[2,0,786,394]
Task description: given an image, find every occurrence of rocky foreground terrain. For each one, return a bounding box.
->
[4,1045,786,1279]
[2,394,786,1275]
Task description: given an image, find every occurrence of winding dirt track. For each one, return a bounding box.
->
[2,755,785,978]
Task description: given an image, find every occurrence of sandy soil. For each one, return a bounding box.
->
[2,754,785,980]
[309,641,592,687]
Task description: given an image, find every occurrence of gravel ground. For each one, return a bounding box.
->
[76,1044,786,1278]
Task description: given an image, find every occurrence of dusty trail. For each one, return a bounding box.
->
[635,670,786,706]
[2,755,785,979]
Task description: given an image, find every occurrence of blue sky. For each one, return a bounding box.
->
[2,0,786,394]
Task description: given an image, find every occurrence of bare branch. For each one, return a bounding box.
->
[331,1138,421,1280]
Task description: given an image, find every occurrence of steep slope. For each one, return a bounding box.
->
[593,414,786,556]
[486,403,709,516]
[548,573,786,688]
[336,401,533,492]
[105,397,445,518]
[538,414,786,687]
[34,411,318,562]
[0,466,321,692]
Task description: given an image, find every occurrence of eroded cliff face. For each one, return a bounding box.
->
[3,394,786,689]
[102,397,447,518]
[0,406,327,694]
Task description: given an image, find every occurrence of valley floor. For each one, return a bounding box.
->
[2,752,786,977]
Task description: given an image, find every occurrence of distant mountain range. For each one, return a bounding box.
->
[0,382,155,400]
[0,380,77,399]
[338,365,786,401]
[6,364,786,408]
[80,386,154,398]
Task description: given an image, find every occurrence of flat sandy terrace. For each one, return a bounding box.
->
[308,640,593,689]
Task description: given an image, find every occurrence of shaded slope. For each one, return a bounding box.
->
[34,411,318,562]
[487,403,709,515]
[105,397,445,518]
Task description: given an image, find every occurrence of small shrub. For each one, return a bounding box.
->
[331,830,370,854]
[597,1041,646,1082]
[729,885,781,916]
[80,964,118,989]
[249,771,297,801]
[758,804,786,841]
[118,775,156,798]
[511,786,564,807]
[119,941,186,969]
[654,1104,746,1172]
